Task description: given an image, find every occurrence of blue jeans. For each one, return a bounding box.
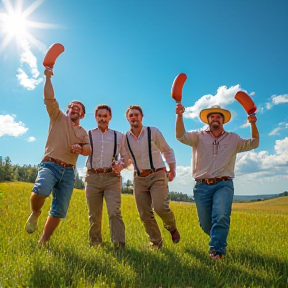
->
[32,162,75,218]
[193,179,234,255]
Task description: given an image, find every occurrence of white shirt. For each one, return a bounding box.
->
[177,130,259,179]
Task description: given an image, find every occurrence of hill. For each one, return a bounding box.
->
[233,191,288,202]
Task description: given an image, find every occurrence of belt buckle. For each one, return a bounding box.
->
[206,178,215,185]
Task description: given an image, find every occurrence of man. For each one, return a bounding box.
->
[175,103,259,259]
[84,104,126,249]
[25,68,91,246]
[124,105,180,249]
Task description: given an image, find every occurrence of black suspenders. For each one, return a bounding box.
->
[88,130,117,169]
[126,127,155,176]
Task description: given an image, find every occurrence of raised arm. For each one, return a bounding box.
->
[248,115,259,139]
[175,103,186,138]
[44,69,55,100]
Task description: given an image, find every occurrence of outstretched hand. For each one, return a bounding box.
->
[176,103,185,115]
[248,114,257,123]
[44,68,54,77]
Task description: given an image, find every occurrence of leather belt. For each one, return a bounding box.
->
[88,167,113,174]
[137,167,166,177]
[42,156,74,168]
[195,176,231,185]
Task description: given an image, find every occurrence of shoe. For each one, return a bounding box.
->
[170,229,180,243]
[209,250,225,260]
[25,212,41,234]
[149,239,163,250]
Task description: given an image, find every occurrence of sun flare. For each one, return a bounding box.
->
[0,0,58,52]
[2,12,28,38]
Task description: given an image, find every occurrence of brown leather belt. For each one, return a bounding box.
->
[137,167,167,177]
[42,156,74,168]
[88,167,113,174]
[195,176,231,185]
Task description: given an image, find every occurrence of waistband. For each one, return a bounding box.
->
[195,176,231,185]
[136,167,167,177]
[42,156,74,168]
[87,167,113,174]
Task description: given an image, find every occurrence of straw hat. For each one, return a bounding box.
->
[199,105,231,124]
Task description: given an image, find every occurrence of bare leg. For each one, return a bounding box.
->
[30,192,46,213]
[38,216,61,246]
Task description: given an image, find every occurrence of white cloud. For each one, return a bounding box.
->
[0,114,28,137]
[184,85,241,120]
[28,136,36,142]
[268,122,287,136]
[16,38,43,90]
[265,94,288,111]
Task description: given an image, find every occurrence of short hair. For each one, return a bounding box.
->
[95,104,112,118]
[66,101,86,115]
[207,112,224,121]
[125,105,144,117]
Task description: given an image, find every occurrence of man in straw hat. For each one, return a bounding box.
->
[175,103,259,259]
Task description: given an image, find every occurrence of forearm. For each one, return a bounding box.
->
[81,144,91,156]
[44,76,55,99]
[251,123,259,139]
[176,115,185,138]
[168,162,176,172]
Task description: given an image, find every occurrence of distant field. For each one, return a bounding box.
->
[0,182,287,288]
[232,196,288,213]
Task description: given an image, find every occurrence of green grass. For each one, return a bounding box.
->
[0,182,287,288]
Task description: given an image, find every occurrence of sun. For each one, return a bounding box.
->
[2,12,28,38]
[0,0,58,52]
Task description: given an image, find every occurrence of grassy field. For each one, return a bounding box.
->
[0,182,287,288]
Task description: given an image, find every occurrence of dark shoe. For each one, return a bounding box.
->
[170,229,180,243]
[209,250,225,260]
[149,239,163,250]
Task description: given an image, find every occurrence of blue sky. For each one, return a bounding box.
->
[0,0,287,196]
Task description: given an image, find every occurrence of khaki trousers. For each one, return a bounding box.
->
[133,170,176,244]
[85,173,125,246]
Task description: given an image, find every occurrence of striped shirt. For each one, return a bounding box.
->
[124,126,176,171]
[85,128,126,169]
[177,130,259,179]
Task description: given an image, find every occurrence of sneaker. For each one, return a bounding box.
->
[170,229,180,244]
[25,212,41,234]
[209,250,225,260]
[149,239,163,250]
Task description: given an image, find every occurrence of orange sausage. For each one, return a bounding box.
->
[43,43,65,69]
[171,73,187,103]
[235,91,257,115]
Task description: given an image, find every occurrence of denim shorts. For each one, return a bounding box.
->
[32,162,75,218]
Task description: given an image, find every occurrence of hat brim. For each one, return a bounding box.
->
[199,107,231,124]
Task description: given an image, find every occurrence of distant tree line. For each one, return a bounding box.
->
[0,156,193,202]
[0,156,84,189]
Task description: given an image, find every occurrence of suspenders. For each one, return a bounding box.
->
[88,130,117,169]
[126,127,155,176]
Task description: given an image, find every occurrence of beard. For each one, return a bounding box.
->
[210,121,220,130]
[70,112,80,122]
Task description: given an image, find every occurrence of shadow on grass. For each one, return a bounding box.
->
[183,246,288,288]
[27,242,288,288]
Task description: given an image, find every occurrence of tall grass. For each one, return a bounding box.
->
[0,182,287,288]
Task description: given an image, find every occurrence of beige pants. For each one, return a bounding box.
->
[85,173,125,246]
[134,170,176,244]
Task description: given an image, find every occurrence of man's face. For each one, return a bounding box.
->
[126,109,143,129]
[67,103,84,122]
[96,108,111,131]
[208,113,224,130]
